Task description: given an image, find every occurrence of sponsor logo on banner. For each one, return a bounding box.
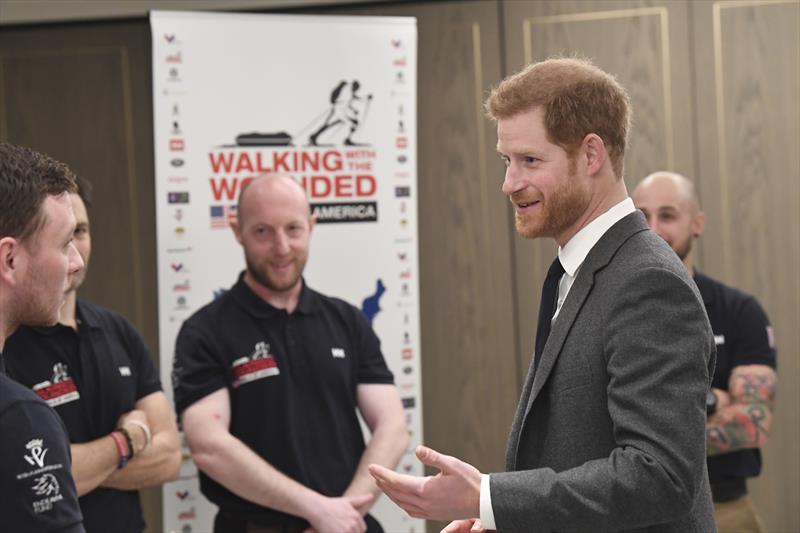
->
[32,364,80,407]
[402,397,416,409]
[170,139,185,151]
[171,158,185,167]
[232,341,280,388]
[178,507,196,520]
[401,348,413,360]
[166,52,182,64]
[171,263,188,273]
[209,204,237,229]
[395,186,410,198]
[168,192,190,204]
[167,246,192,254]
[173,280,191,292]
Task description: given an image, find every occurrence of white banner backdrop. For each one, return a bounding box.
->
[151,11,421,533]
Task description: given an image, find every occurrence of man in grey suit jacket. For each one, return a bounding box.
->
[370,58,717,532]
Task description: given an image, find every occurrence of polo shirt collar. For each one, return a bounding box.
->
[231,271,321,317]
[558,197,636,276]
[693,271,715,304]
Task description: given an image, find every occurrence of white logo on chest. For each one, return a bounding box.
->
[331,347,346,359]
[119,366,131,376]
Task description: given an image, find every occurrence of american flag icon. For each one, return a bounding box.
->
[210,204,237,229]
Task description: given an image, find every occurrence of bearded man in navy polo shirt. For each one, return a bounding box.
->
[634,171,778,533]
[0,142,85,532]
[173,174,408,533]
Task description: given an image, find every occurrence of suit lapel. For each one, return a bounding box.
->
[518,211,650,432]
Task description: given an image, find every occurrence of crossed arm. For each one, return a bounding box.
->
[182,383,407,533]
[707,364,777,456]
[71,391,181,496]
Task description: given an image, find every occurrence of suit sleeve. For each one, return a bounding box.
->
[491,267,714,531]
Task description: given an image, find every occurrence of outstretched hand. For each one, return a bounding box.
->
[368,445,481,521]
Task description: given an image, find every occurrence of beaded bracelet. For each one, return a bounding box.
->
[109,430,130,469]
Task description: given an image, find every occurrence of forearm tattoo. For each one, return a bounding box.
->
[707,366,777,456]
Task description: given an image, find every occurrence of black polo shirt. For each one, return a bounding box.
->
[0,359,84,533]
[3,300,162,533]
[173,274,394,528]
[695,272,777,499]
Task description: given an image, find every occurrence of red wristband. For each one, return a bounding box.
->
[109,430,130,469]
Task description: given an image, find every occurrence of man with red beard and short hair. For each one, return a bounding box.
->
[173,174,408,533]
[370,58,716,533]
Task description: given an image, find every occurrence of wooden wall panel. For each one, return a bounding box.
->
[501,0,696,380]
[305,2,513,530]
[691,1,800,531]
[0,21,160,530]
[314,0,517,471]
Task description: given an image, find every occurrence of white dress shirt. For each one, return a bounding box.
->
[479,197,636,530]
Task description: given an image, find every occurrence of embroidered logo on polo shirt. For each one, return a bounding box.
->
[24,439,48,469]
[232,341,280,388]
[32,363,80,408]
[119,366,132,376]
[331,347,346,359]
[714,335,725,346]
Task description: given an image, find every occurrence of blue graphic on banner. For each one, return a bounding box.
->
[361,279,386,324]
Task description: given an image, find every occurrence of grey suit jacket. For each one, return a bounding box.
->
[492,211,716,532]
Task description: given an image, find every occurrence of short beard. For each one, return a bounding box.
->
[515,167,591,240]
[244,254,305,293]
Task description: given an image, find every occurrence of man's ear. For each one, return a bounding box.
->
[692,210,706,239]
[0,236,21,287]
[582,133,607,176]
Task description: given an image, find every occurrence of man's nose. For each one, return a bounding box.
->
[68,242,84,273]
[501,165,521,196]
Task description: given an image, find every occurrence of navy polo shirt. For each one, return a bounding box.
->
[173,274,394,528]
[0,358,84,533]
[3,300,162,533]
[695,272,777,496]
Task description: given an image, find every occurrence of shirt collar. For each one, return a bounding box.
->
[231,271,320,317]
[558,197,636,276]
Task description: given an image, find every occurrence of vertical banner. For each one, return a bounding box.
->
[151,11,421,533]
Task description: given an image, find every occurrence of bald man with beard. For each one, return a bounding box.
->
[173,174,408,533]
[634,172,777,533]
